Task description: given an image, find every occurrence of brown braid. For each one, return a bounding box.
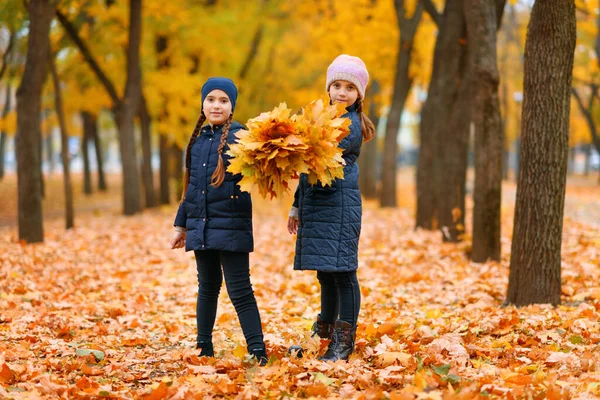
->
[180,112,207,203]
[210,114,234,188]
[356,99,375,142]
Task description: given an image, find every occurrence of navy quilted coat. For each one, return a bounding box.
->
[174,122,253,252]
[293,103,363,272]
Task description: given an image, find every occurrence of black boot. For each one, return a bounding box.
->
[318,320,356,362]
[288,315,334,358]
[249,347,268,366]
[196,341,214,357]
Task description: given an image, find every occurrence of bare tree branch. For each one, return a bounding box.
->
[572,87,600,154]
[496,0,506,30]
[0,32,15,81]
[55,9,120,105]
[420,0,440,27]
[239,25,264,80]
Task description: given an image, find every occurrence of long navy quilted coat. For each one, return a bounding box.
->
[293,103,363,272]
[174,122,253,253]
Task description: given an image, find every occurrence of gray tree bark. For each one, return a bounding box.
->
[467,0,504,262]
[506,0,576,306]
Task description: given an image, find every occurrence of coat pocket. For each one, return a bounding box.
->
[306,185,338,202]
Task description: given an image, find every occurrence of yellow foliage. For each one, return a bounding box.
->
[227,99,350,199]
[0,110,16,136]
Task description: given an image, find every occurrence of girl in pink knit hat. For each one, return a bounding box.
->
[287,54,375,361]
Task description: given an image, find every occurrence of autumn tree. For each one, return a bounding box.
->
[506,0,576,306]
[155,35,171,205]
[56,0,143,215]
[467,0,505,262]
[570,1,600,182]
[81,112,94,195]
[380,0,423,207]
[416,0,465,236]
[0,31,15,181]
[48,42,74,229]
[15,0,57,242]
[359,80,381,199]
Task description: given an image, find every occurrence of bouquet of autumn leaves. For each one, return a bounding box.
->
[226,99,352,199]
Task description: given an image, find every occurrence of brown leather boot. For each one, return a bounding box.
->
[288,315,334,357]
[318,320,356,362]
[311,315,334,339]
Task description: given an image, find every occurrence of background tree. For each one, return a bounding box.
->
[48,41,74,229]
[56,0,143,215]
[15,0,57,243]
[416,0,465,234]
[468,0,505,262]
[380,0,423,207]
[506,0,576,306]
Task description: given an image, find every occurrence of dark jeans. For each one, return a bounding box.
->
[317,271,361,326]
[194,250,265,352]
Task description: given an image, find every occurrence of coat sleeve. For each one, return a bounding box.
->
[292,184,300,208]
[339,115,363,161]
[174,201,187,227]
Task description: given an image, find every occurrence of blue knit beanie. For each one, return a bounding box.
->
[201,77,238,113]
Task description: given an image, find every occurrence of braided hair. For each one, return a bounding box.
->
[181,112,206,203]
[210,114,233,188]
[180,112,234,203]
[356,98,375,142]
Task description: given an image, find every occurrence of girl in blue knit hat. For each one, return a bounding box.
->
[169,77,268,366]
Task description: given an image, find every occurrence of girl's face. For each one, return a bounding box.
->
[329,80,359,106]
[203,89,232,125]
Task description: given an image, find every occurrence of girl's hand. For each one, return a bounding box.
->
[170,230,186,249]
[287,216,299,235]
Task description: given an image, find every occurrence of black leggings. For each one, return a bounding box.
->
[194,250,265,352]
[317,271,361,326]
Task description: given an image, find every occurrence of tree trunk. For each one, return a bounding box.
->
[0,82,11,180]
[81,111,94,195]
[90,118,107,191]
[359,80,380,199]
[49,44,74,229]
[584,143,591,176]
[381,1,423,208]
[416,0,466,230]
[139,93,157,208]
[40,109,46,198]
[506,0,576,306]
[568,146,576,175]
[46,129,55,174]
[116,0,143,215]
[0,32,15,181]
[155,35,170,205]
[467,0,504,262]
[438,48,470,243]
[159,134,170,204]
[501,80,510,181]
[0,133,5,180]
[15,0,56,243]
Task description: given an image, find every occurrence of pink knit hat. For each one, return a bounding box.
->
[326,54,369,100]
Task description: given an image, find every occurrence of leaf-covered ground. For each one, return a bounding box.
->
[1,172,599,399]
